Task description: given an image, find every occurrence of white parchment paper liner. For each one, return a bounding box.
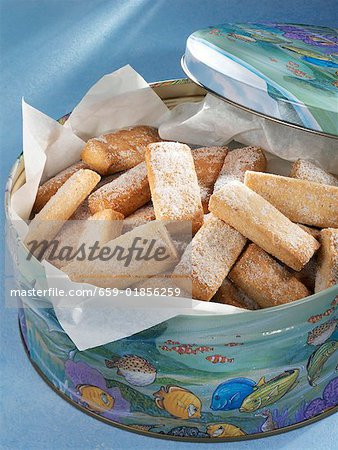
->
[9,66,336,350]
[160,93,338,175]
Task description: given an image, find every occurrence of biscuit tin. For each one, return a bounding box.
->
[6,79,338,442]
[182,23,338,136]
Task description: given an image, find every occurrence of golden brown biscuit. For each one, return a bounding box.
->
[32,161,90,214]
[81,126,160,175]
[173,214,246,301]
[209,180,319,271]
[212,278,260,310]
[145,142,204,234]
[214,146,267,192]
[315,228,338,292]
[290,159,338,187]
[244,171,338,228]
[25,169,100,248]
[88,162,151,217]
[229,244,310,308]
[122,203,155,232]
[192,146,228,212]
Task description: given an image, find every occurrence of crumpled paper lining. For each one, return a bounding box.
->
[9,65,337,350]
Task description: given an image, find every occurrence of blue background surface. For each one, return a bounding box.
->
[1,1,337,449]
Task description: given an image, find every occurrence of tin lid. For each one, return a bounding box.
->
[182,23,338,137]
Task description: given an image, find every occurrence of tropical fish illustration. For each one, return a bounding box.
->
[280,45,332,60]
[255,409,277,432]
[206,423,246,438]
[105,354,156,386]
[308,307,336,323]
[307,320,337,346]
[162,426,208,438]
[153,385,202,419]
[224,342,244,347]
[211,377,261,411]
[307,340,338,386]
[240,369,300,413]
[77,385,114,414]
[159,342,214,355]
[206,355,234,364]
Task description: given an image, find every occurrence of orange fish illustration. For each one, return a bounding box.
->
[206,355,234,364]
[153,385,201,419]
[78,385,114,414]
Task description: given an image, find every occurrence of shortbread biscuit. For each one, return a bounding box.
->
[209,180,319,271]
[123,203,155,232]
[290,159,338,187]
[173,214,246,301]
[88,162,151,216]
[244,171,338,228]
[292,256,317,292]
[192,146,228,212]
[297,224,321,241]
[229,244,310,308]
[32,161,90,214]
[71,172,123,220]
[214,146,266,192]
[82,209,124,245]
[25,169,100,248]
[145,142,204,234]
[315,228,338,292]
[63,221,178,289]
[213,278,260,310]
[45,209,124,269]
[81,126,160,175]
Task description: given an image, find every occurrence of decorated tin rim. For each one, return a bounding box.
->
[4,78,338,323]
[17,321,338,442]
[181,58,338,140]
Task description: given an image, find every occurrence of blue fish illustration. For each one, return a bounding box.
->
[211,377,264,411]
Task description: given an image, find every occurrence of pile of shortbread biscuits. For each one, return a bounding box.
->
[25,126,338,310]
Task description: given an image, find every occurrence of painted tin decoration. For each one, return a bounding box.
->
[182,23,338,136]
[5,79,338,442]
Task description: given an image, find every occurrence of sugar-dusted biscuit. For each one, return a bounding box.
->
[81,126,160,175]
[214,146,266,192]
[244,171,338,228]
[88,162,151,217]
[209,180,319,271]
[63,221,178,289]
[290,159,338,187]
[173,214,246,301]
[292,256,317,292]
[315,228,338,293]
[145,142,204,234]
[229,244,310,308]
[32,161,90,214]
[192,146,228,212]
[45,209,124,269]
[25,169,100,248]
[71,172,124,220]
[297,224,321,241]
[212,278,260,310]
[123,203,155,232]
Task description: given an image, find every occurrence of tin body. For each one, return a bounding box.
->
[6,79,338,442]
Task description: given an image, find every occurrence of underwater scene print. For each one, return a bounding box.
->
[18,289,338,440]
[190,23,338,135]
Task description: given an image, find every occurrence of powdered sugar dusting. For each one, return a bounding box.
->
[290,159,338,187]
[147,142,203,219]
[214,146,266,192]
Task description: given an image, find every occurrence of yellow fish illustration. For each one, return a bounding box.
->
[153,385,201,419]
[207,423,246,438]
[78,385,114,414]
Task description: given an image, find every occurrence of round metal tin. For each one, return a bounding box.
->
[183,23,338,137]
[6,78,338,442]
